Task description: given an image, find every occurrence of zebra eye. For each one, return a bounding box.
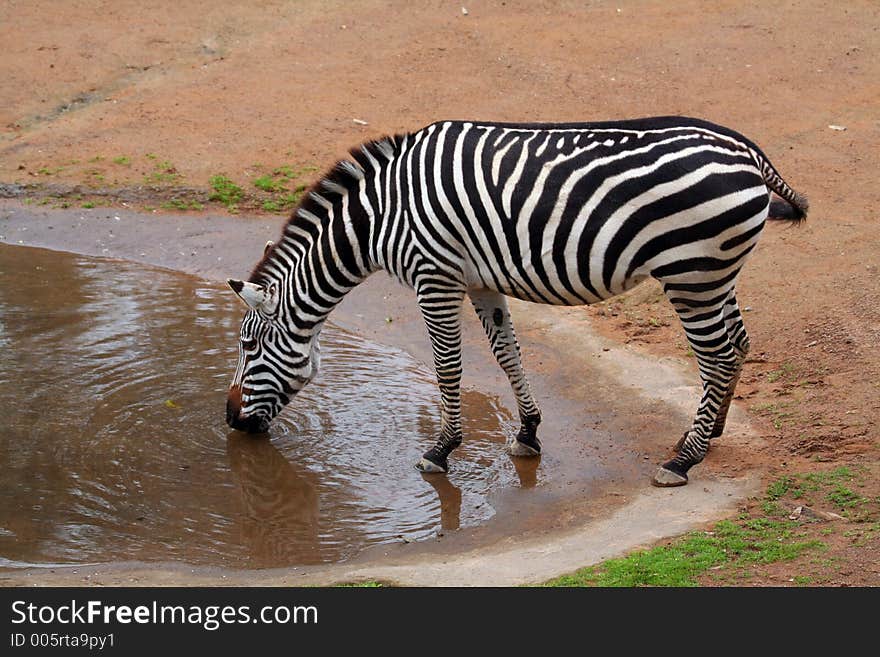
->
[241,338,258,352]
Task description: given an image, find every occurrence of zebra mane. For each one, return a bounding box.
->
[249,134,406,284]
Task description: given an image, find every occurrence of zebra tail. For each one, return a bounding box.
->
[752,150,809,224]
[768,197,808,223]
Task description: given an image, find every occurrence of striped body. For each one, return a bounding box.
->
[226,116,807,486]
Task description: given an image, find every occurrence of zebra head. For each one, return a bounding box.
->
[225,277,320,433]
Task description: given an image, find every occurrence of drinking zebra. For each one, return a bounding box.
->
[225,116,807,487]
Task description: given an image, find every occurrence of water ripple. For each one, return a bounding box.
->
[0,244,525,568]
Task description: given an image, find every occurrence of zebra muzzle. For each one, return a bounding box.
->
[226,405,270,434]
[226,386,270,433]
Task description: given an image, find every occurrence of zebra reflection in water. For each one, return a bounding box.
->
[226,433,321,564]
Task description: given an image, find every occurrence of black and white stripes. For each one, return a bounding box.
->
[226,115,807,487]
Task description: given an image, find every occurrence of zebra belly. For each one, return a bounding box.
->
[466,250,646,306]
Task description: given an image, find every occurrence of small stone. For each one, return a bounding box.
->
[828,124,847,131]
[789,505,845,522]
[461,7,468,15]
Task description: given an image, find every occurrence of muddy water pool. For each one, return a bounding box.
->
[0,244,532,568]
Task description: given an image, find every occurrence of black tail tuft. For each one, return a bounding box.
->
[768,194,808,224]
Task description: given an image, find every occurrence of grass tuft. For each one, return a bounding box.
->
[209,174,244,210]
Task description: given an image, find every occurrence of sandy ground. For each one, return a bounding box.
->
[1,0,878,585]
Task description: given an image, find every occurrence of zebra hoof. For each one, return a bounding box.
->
[416,457,447,474]
[652,467,688,487]
[507,439,541,457]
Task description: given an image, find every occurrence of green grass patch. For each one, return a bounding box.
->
[793,467,869,512]
[334,581,384,588]
[281,185,308,206]
[253,174,287,193]
[209,174,244,210]
[544,472,848,588]
[547,532,725,587]
[259,185,308,214]
[768,467,870,516]
[144,159,180,184]
[252,164,315,212]
[845,522,880,546]
[546,517,823,587]
[766,475,793,501]
[827,484,865,509]
[112,156,131,166]
[761,500,782,515]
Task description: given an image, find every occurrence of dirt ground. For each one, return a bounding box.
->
[2,0,878,585]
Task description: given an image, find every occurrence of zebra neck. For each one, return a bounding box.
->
[273,175,388,328]
[253,135,409,323]
[278,213,374,325]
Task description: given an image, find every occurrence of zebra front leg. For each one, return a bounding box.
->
[469,288,542,456]
[416,287,466,474]
[655,301,739,487]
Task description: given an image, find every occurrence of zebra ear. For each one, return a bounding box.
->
[264,240,274,255]
[227,279,267,311]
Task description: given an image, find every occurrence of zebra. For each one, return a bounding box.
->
[225,116,807,487]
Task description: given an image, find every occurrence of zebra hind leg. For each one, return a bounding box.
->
[469,289,542,456]
[710,293,750,439]
[654,294,740,487]
[672,292,751,451]
[416,287,466,474]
